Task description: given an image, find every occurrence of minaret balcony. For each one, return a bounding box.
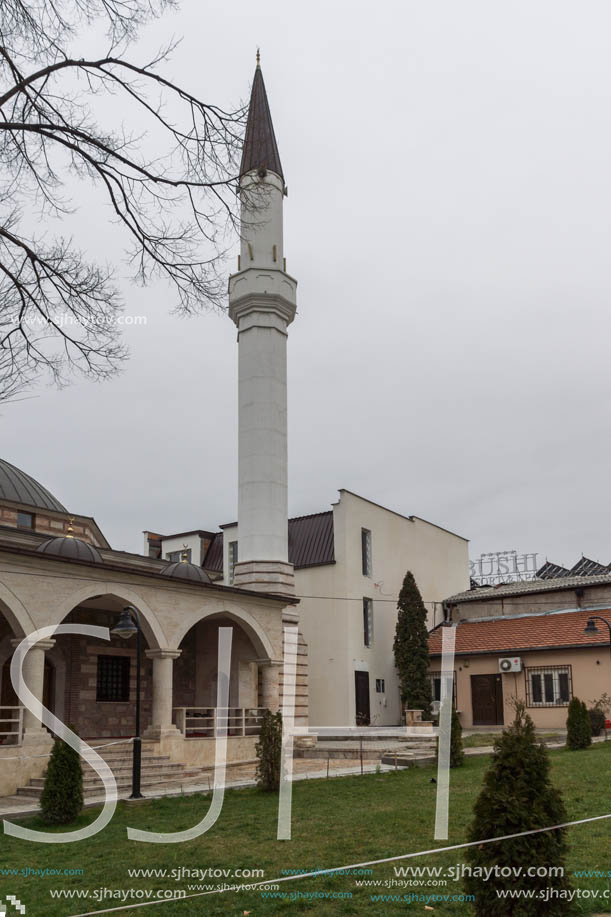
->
[228,267,297,329]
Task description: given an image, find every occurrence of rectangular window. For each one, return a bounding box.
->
[430,672,457,706]
[361,528,372,576]
[531,674,542,704]
[96,656,130,702]
[375,678,385,693]
[228,541,238,585]
[525,666,572,707]
[16,511,34,529]
[166,549,191,563]
[363,597,374,647]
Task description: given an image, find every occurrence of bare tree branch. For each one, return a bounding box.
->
[0,0,246,402]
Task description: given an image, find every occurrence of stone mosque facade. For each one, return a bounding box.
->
[0,60,308,798]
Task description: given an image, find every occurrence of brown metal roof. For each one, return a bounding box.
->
[288,511,335,568]
[240,64,284,180]
[203,531,223,572]
[202,511,335,574]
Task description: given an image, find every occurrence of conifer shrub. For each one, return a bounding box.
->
[255,709,282,791]
[566,697,592,749]
[393,570,432,720]
[40,734,84,825]
[450,705,464,767]
[464,702,571,914]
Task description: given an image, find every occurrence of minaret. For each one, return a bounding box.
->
[228,54,296,596]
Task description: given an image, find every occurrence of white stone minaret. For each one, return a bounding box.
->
[228,55,296,596]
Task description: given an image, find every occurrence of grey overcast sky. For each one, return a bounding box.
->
[4,0,611,569]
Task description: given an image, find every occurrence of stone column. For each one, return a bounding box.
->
[10,637,55,742]
[144,648,182,739]
[259,661,282,712]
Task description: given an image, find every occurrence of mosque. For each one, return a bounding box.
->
[0,59,468,799]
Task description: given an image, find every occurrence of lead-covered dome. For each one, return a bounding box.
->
[0,458,67,512]
[160,561,211,584]
[37,536,102,564]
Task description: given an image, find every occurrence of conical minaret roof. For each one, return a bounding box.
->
[240,55,284,181]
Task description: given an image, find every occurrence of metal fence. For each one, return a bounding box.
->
[173,707,266,738]
[0,706,24,745]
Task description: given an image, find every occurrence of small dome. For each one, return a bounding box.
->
[0,458,67,512]
[37,536,102,564]
[159,561,211,584]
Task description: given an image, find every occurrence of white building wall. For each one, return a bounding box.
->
[296,492,469,727]
[160,534,203,564]
[221,492,469,727]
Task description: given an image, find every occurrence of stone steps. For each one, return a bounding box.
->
[15,747,261,800]
[16,745,206,800]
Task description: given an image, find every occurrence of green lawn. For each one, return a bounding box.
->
[0,743,609,916]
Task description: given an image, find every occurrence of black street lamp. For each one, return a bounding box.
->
[111,605,143,799]
[583,615,611,668]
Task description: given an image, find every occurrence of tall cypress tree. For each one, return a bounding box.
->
[393,570,432,720]
[465,702,571,914]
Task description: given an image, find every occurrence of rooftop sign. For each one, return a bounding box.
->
[470,550,539,586]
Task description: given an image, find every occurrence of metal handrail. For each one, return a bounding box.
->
[0,706,24,743]
[173,706,265,738]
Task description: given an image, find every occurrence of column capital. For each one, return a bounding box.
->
[10,637,55,652]
[255,658,283,667]
[145,648,181,661]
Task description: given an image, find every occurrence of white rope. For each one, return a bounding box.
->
[70,812,611,916]
[0,737,134,760]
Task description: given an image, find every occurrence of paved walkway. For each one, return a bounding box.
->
[0,757,393,819]
[2,736,606,820]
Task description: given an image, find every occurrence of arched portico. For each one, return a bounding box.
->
[170,607,280,745]
[172,605,276,664]
[53,583,166,651]
[48,590,164,739]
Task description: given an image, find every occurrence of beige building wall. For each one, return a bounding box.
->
[444,646,610,730]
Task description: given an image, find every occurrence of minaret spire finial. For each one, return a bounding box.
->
[256,48,261,68]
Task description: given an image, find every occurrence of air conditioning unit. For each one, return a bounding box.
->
[499,656,522,673]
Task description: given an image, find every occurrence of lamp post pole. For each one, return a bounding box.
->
[111,605,143,800]
[133,614,142,799]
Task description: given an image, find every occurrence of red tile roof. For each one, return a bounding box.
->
[429,609,611,656]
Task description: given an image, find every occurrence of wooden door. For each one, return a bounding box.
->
[354,671,370,725]
[471,674,503,726]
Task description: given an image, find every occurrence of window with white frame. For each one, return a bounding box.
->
[525,665,572,707]
[361,528,372,576]
[228,541,238,585]
[430,672,457,706]
[363,597,374,647]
